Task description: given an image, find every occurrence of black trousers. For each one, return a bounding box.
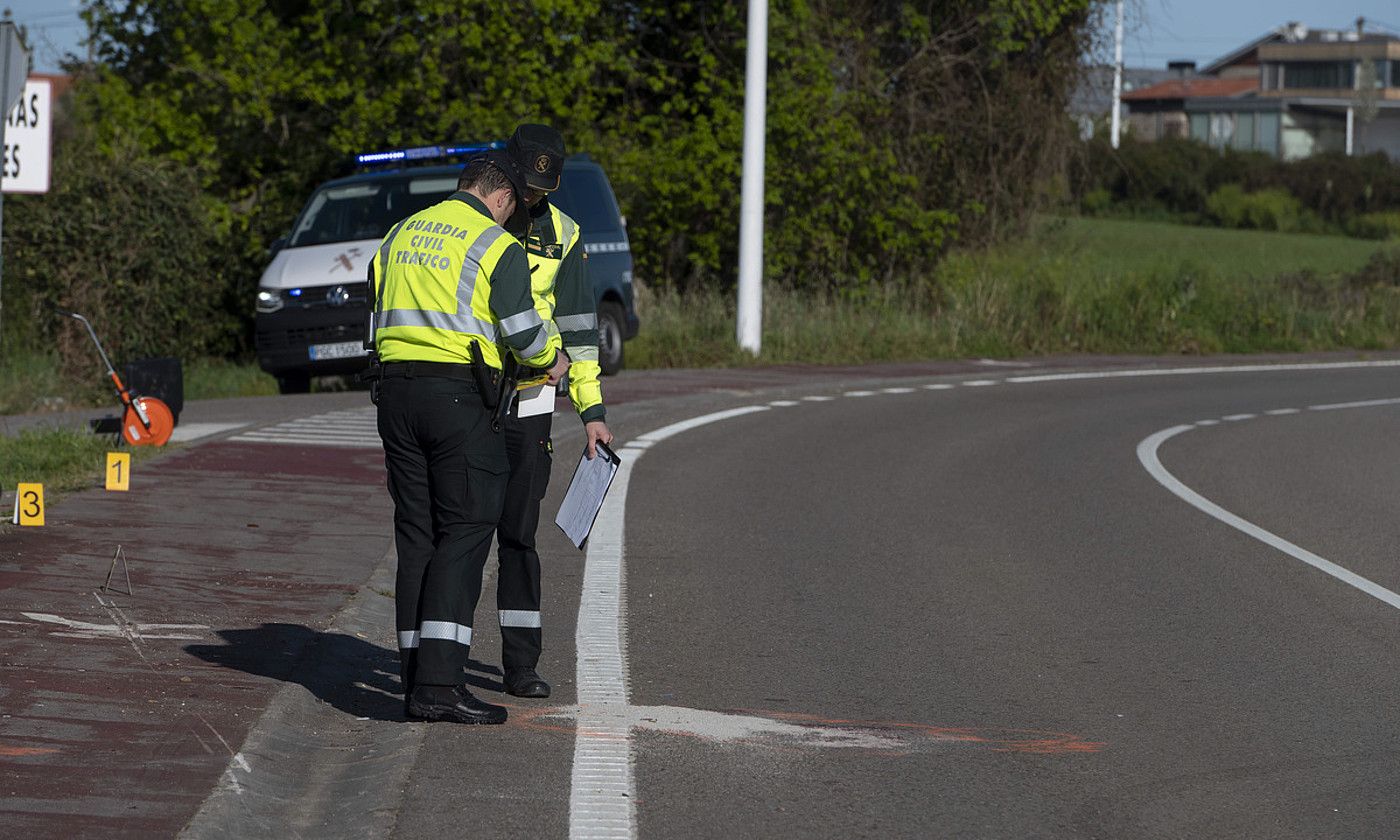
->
[376,375,509,689]
[496,408,553,671]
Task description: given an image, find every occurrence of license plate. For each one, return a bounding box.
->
[309,341,368,361]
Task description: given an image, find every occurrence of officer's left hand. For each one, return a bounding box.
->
[584,421,613,459]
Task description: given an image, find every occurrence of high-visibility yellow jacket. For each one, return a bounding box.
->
[526,200,605,423]
[371,192,559,371]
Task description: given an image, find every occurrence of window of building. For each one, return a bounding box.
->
[1281,61,1355,90]
[1257,112,1280,157]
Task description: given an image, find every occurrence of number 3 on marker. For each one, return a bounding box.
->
[106,452,131,492]
[16,483,44,526]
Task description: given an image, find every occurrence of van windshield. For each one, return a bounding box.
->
[287,174,459,248]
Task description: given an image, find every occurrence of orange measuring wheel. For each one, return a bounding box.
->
[122,396,174,446]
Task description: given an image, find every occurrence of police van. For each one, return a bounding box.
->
[255,143,639,393]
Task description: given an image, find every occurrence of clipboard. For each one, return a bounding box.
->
[554,441,621,549]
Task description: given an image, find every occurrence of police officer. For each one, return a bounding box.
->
[370,149,568,725]
[495,124,613,699]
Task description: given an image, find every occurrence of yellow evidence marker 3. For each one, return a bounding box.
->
[14,483,44,526]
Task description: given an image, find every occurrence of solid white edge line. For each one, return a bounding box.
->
[1009,359,1400,384]
[1309,397,1400,412]
[571,404,769,840]
[1137,425,1400,612]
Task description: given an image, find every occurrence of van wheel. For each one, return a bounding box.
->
[277,372,312,394]
[598,302,625,376]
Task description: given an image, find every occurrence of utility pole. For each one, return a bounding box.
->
[1111,0,1124,149]
[736,0,767,355]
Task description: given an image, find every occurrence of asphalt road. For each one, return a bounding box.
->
[619,365,1400,839]
[9,357,1400,838]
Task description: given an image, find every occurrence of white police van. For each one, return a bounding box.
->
[255,143,639,393]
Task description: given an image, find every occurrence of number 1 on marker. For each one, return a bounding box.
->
[106,452,130,491]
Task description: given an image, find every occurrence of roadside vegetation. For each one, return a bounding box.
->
[630,217,1400,367]
[0,426,158,521]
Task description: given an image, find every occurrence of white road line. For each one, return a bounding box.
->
[572,404,769,840]
[1138,413,1400,613]
[923,384,954,391]
[1222,413,1256,422]
[962,380,998,387]
[801,395,835,402]
[843,390,876,397]
[1009,359,1400,384]
[1309,397,1400,412]
[768,400,800,407]
[880,387,916,394]
[1195,419,1220,426]
[1265,408,1301,416]
[229,407,380,448]
[170,422,247,443]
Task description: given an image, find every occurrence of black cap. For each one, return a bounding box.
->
[507,123,565,192]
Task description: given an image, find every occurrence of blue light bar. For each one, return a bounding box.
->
[289,288,303,297]
[354,141,503,167]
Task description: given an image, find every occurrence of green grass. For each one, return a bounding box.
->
[0,349,278,416]
[628,216,1400,366]
[0,427,159,519]
[183,357,279,400]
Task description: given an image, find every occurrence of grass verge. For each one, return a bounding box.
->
[1,349,278,417]
[0,427,159,523]
[627,216,1400,366]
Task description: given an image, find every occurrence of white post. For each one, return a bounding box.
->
[736,0,768,356]
[1346,106,1354,155]
[1111,0,1124,149]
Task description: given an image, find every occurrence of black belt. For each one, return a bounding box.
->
[379,360,482,384]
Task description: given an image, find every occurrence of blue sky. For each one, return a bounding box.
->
[5,1,1400,75]
[1115,1,1399,68]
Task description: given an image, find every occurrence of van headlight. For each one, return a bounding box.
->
[256,288,284,313]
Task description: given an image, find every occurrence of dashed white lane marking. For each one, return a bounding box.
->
[1265,408,1301,416]
[768,400,800,407]
[1196,419,1220,426]
[1138,398,1400,613]
[1222,413,1256,422]
[801,395,835,402]
[229,408,380,448]
[923,383,954,391]
[880,387,916,394]
[170,422,247,443]
[963,380,998,387]
[573,405,770,840]
[843,390,876,397]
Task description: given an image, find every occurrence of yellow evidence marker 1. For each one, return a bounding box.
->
[106,452,131,492]
[15,483,44,526]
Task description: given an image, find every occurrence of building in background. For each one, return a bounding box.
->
[1119,19,1400,160]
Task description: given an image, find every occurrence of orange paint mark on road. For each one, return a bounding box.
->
[749,709,1106,755]
[0,745,60,757]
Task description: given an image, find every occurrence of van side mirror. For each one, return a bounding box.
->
[268,236,288,257]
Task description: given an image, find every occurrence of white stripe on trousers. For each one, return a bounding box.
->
[499,609,542,628]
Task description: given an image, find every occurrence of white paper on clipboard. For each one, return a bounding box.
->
[515,381,555,418]
[554,443,621,549]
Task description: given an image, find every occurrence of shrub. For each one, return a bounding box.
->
[2,110,242,377]
[1348,212,1400,241]
[1205,186,1302,232]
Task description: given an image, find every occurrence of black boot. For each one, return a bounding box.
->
[503,668,551,698]
[407,685,508,724]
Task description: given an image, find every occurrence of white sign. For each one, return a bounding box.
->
[2,79,51,194]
